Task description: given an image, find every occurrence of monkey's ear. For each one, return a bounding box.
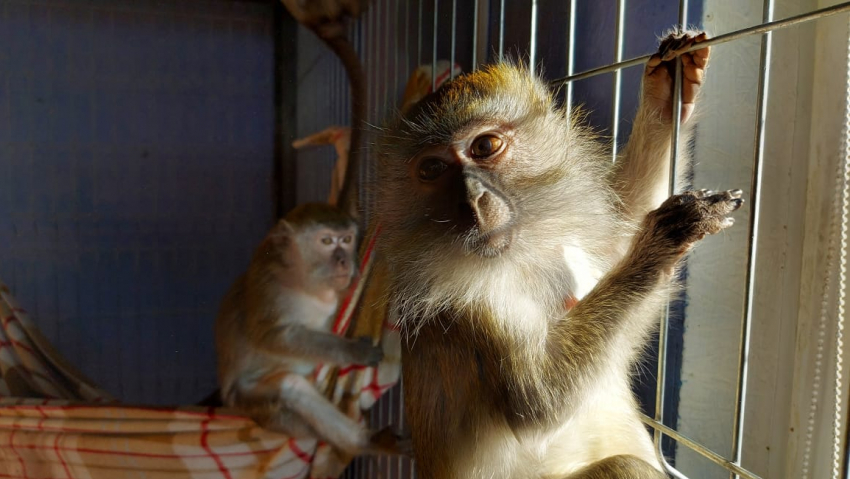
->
[266,220,296,244]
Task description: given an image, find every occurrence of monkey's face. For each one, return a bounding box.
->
[300,226,357,291]
[405,131,519,257]
[377,63,614,264]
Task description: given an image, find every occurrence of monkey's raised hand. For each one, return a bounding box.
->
[644,30,710,123]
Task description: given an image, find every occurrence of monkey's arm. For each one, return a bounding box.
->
[612,32,710,224]
[248,320,383,367]
[506,190,740,426]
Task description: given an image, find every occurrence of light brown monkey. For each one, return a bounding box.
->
[280,0,368,220]
[215,202,392,456]
[375,32,733,478]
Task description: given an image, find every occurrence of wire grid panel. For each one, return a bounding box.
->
[326,1,850,478]
[0,0,278,406]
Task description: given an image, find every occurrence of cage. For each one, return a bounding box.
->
[1,0,849,478]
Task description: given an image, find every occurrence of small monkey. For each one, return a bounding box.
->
[215,202,391,456]
[376,32,731,478]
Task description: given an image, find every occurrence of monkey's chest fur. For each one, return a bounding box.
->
[400,305,656,479]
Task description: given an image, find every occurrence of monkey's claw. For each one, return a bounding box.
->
[644,30,710,123]
[646,189,743,255]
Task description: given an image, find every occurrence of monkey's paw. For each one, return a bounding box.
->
[645,189,743,257]
[348,337,384,366]
[644,30,710,123]
[368,427,414,457]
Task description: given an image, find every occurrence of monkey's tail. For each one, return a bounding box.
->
[321,33,367,224]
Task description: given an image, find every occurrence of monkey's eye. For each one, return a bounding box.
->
[321,237,333,245]
[417,158,448,181]
[342,235,353,244]
[470,135,503,158]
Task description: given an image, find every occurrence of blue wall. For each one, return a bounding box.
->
[0,0,278,405]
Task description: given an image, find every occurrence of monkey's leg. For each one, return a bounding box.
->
[234,373,373,455]
[230,386,320,439]
[612,31,710,224]
[275,374,369,453]
[278,374,402,456]
[562,455,667,479]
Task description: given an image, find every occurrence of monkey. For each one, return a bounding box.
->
[214,202,394,456]
[374,31,732,478]
[280,0,369,220]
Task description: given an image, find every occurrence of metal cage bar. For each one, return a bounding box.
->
[640,415,762,479]
[529,0,538,69]
[432,0,438,92]
[564,0,576,124]
[610,0,626,162]
[549,2,850,87]
[732,0,774,476]
[393,0,400,111]
[653,0,687,461]
[417,0,423,69]
[472,0,479,69]
[498,0,505,60]
[451,0,457,80]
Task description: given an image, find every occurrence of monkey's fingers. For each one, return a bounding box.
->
[348,337,385,366]
[659,30,709,62]
[683,188,744,237]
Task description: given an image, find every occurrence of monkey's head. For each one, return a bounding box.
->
[280,203,358,292]
[376,64,616,271]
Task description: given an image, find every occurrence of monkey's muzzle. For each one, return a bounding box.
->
[464,174,514,256]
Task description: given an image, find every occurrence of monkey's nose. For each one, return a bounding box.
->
[464,176,512,234]
[332,248,347,267]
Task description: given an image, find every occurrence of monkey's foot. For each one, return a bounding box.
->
[643,30,710,123]
[368,427,414,457]
[644,189,743,260]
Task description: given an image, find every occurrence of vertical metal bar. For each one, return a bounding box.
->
[472,0,479,69]
[610,0,625,162]
[371,0,383,217]
[358,6,369,226]
[396,386,405,479]
[382,0,389,113]
[405,0,411,75]
[273,1,298,217]
[394,0,399,110]
[654,0,688,453]
[375,0,382,124]
[417,0,423,68]
[732,0,773,475]
[529,0,538,69]
[498,0,505,60]
[432,0,438,92]
[564,0,576,124]
[451,0,457,79]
